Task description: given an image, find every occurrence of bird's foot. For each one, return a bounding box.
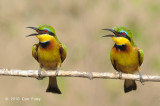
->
[119,71,122,79]
[139,71,144,85]
[88,72,93,80]
[55,69,59,76]
[37,69,44,80]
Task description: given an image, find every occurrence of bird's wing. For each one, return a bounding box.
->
[32,44,39,62]
[110,52,117,70]
[137,48,144,66]
[59,44,67,63]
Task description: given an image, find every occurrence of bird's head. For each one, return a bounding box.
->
[102,26,135,46]
[26,24,59,43]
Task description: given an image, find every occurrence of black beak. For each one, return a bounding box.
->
[26,33,39,37]
[26,27,38,37]
[26,27,38,31]
[102,35,115,37]
[102,29,118,37]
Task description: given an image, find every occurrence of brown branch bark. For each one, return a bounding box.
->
[0,68,159,82]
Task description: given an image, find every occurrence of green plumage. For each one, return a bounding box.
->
[27,24,67,94]
[112,26,144,61]
[103,26,144,93]
[36,24,61,43]
[113,26,136,47]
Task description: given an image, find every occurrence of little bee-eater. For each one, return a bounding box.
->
[102,26,144,93]
[26,24,67,94]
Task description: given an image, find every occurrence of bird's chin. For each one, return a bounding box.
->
[36,34,52,42]
[112,37,130,45]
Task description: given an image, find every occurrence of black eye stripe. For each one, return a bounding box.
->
[120,32,126,35]
[49,32,55,36]
[124,35,131,41]
[119,32,131,41]
[38,30,55,36]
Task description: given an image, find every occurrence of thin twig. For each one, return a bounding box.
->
[0,68,159,82]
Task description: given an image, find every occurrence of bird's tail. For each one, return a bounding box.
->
[124,79,137,93]
[46,76,61,94]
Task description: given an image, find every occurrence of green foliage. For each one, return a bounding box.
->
[110,1,122,12]
[148,2,160,17]
[151,57,160,72]
[57,77,68,95]
[126,19,148,46]
[130,0,143,6]
[103,80,121,101]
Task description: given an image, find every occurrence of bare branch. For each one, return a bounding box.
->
[0,68,159,82]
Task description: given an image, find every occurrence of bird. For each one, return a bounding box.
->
[26,24,67,94]
[102,26,144,93]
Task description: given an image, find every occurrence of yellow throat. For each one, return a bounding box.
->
[112,37,130,46]
[36,34,54,42]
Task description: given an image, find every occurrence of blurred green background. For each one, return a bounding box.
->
[0,0,160,106]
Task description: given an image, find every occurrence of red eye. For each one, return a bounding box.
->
[44,30,48,32]
[122,32,125,35]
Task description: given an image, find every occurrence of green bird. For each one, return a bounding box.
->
[102,26,144,93]
[26,24,67,94]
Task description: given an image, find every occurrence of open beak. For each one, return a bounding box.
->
[102,29,118,37]
[26,33,39,37]
[102,34,115,37]
[26,27,38,31]
[26,27,38,37]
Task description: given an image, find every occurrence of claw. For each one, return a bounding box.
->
[139,71,144,85]
[119,71,122,79]
[37,68,44,80]
[56,68,59,76]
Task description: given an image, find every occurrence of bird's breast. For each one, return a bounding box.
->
[38,40,61,69]
[111,46,139,73]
